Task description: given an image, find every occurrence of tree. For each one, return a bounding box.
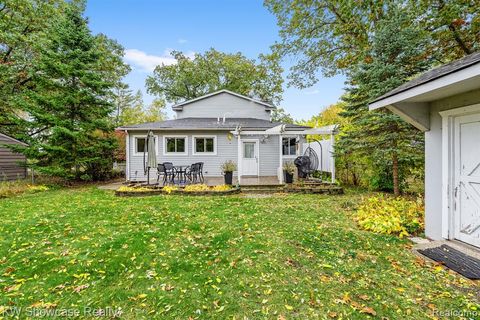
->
[337,14,430,195]
[271,107,294,123]
[144,98,167,123]
[114,89,167,126]
[265,0,478,87]
[18,0,118,180]
[298,102,345,128]
[146,48,284,105]
[0,0,65,136]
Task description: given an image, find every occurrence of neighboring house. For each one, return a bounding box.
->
[118,90,313,183]
[370,52,480,248]
[0,133,27,181]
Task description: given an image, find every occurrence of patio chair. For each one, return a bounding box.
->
[157,163,167,185]
[197,162,205,183]
[162,162,176,184]
[186,163,201,183]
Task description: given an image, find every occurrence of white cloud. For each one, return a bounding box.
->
[304,89,320,95]
[177,38,188,44]
[124,49,176,72]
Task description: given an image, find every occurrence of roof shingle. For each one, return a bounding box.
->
[118,118,310,131]
[372,51,480,103]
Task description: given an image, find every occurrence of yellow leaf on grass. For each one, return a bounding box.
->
[285,305,293,310]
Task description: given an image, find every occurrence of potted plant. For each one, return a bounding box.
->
[220,160,237,185]
[283,161,295,184]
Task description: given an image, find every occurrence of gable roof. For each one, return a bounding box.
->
[118,118,310,131]
[0,133,28,146]
[171,89,275,111]
[371,51,480,104]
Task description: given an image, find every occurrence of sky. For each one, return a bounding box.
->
[85,0,346,120]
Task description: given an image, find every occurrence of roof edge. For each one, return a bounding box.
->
[171,89,275,110]
[0,133,28,146]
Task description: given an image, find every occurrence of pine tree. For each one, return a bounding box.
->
[337,13,430,195]
[20,1,116,180]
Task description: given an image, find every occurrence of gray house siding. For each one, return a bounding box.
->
[0,134,27,181]
[127,131,303,182]
[175,93,271,120]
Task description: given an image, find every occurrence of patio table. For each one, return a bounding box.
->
[174,165,189,185]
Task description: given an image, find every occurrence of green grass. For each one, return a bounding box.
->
[0,187,479,319]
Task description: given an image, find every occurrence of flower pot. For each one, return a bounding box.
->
[224,171,233,185]
[284,171,294,184]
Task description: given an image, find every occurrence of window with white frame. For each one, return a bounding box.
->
[134,136,157,156]
[282,137,297,156]
[135,137,146,154]
[193,136,216,154]
[164,136,186,154]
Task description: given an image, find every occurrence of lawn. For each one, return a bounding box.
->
[0,187,479,319]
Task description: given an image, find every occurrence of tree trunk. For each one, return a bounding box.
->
[392,152,400,196]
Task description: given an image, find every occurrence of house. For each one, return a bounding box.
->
[0,133,27,181]
[119,90,318,184]
[370,52,480,248]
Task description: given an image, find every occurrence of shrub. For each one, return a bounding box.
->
[162,185,179,194]
[184,184,210,192]
[355,195,424,237]
[184,184,232,192]
[283,161,296,174]
[0,180,49,198]
[220,160,237,173]
[117,186,152,192]
[212,184,232,192]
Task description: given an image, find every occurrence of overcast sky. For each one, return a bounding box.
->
[85,0,346,120]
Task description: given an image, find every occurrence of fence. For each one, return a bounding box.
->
[301,138,334,174]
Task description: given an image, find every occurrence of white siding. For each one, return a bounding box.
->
[175,92,271,120]
[127,130,282,181]
[426,89,480,240]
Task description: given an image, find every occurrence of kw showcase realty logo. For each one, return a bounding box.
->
[0,306,122,318]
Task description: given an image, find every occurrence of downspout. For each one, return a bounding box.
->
[125,130,130,182]
[237,128,242,185]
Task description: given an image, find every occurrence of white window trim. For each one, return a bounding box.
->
[282,136,298,157]
[192,135,217,156]
[163,135,188,156]
[132,134,159,157]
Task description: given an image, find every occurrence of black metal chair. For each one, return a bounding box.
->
[197,162,205,183]
[186,163,201,183]
[157,163,166,185]
[162,162,176,184]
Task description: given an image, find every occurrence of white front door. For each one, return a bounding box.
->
[453,112,480,247]
[241,140,259,176]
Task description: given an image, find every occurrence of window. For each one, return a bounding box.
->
[193,136,216,154]
[282,137,297,156]
[136,138,146,154]
[134,135,158,156]
[164,136,187,154]
[243,142,255,158]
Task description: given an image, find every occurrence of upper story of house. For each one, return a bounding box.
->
[171,90,275,120]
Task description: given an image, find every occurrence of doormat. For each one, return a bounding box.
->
[418,244,480,280]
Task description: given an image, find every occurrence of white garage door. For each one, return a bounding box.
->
[454,112,480,247]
